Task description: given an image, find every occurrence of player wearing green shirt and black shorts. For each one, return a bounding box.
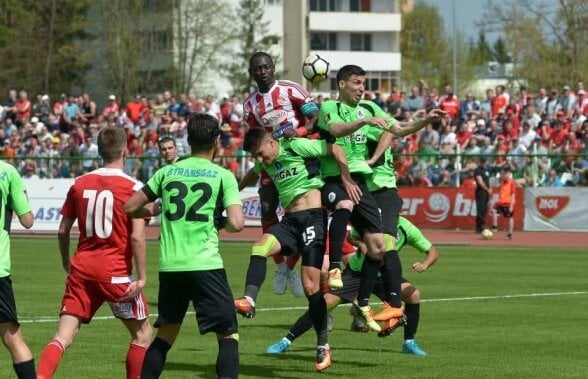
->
[125,114,244,379]
[0,161,36,379]
[265,216,439,357]
[234,127,356,372]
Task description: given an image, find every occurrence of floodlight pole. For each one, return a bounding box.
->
[452,0,457,94]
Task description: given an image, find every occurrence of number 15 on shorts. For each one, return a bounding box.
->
[302,226,315,246]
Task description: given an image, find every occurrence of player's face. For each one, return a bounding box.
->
[339,75,365,103]
[252,138,278,165]
[159,141,177,164]
[249,57,275,88]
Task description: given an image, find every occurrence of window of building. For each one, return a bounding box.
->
[310,32,337,50]
[310,0,342,11]
[350,33,372,51]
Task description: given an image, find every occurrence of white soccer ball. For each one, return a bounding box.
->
[302,54,330,85]
[481,229,493,240]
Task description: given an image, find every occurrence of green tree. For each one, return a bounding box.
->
[222,0,280,94]
[482,0,588,89]
[468,30,494,65]
[172,0,238,95]
[0,0,91,97]
[400,2,451,90]
[492,37,511,63]
[93,0,145,103]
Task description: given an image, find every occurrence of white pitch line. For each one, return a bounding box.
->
[19,291,588,324]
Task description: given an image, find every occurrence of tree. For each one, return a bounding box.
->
[172,0,239,95]
[468,30,494,65]
[222,0,280,94]
[0,0,91,97]
[492,37,511,63]
[93,0,145,103]
[481,0,588,89]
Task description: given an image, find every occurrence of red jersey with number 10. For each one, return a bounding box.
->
[60,168,143,283]
[243,80,313,139]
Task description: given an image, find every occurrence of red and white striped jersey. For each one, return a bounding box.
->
[243,80,314,139]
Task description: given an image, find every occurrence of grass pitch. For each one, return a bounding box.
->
[3,238,588,378]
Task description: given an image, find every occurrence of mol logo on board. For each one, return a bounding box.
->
[535,196,569,218]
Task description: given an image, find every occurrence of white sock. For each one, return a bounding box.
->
[404,339,414,344]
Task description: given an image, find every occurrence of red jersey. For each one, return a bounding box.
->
[243,80,313,139]
[497,178,516,206]
[60,168,143,283]
[439,97,460,119]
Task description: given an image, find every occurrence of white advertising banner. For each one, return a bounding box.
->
[524,187,588,231]
[12,178,75,232]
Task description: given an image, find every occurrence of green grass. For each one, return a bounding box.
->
[3,239,588,378]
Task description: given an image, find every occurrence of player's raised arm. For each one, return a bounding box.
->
[387,109,446,137]
[238,168,259,192]
[327,143,362,204]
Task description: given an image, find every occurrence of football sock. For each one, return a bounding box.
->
[357,255,381,307]
[217,337,239,379]
[126,343,147,379]
[37,340,65,378]
[328,209,351,270]
[13,359,35,379]
[307,292,328,347]
[287,311,314,342]
[286,254,301,270]
[404,303,420,340]
[244,255,267,302]
[140,337,171,379]
[272,254,285,264]
[381,250,403,308]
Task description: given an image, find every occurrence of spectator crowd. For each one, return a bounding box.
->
[1,80,587,187]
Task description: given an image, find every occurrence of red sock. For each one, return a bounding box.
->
[272,254,285,264]
[37,340,65,379]
[286,254,300,270]
[126,343,148,379]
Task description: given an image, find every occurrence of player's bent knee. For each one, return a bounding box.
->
[252,235,278,257]
[335,199,354,211]
[402,285,420,303]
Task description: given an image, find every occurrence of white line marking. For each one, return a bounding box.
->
[19,291,587,324]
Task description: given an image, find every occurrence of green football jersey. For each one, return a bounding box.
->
[365,124,397,191]
[348,217,432,272]
[0,161,32,277]
[254,139,327,208]
[318,100,379,178]
[144,157,242,272]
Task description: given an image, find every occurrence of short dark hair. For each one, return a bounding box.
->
[249,51,274,68]
[98,127,126,162]
[337,65,366,83]
[243,127,270,154]
[157,136,176,147]
[186,113,220,152]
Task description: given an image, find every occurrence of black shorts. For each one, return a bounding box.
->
[372,187,403,237]
[322,175,383,237]
[268,208,326,269]
[0,276,19,325]
[329,268,411,304]
[154,269,238,335]
[494,204,514,218]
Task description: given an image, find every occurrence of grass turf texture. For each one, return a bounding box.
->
[3,238,588,378]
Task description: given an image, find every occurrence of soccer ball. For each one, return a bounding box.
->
[481,229,493,240]
[302,54,330,85]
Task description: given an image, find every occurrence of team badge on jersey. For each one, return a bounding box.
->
[357,108,365,119]
[328,192,337,203]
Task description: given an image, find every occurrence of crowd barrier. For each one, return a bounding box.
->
[12,179,587,232]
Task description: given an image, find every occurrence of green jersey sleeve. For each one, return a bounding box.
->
[318,100,345,132]
[290,139,328,158]
[144,166,165,201]
[8,167,31,216]
[398,217,432,253]
[220,170,242,208]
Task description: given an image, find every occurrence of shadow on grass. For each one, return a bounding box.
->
[164,361,284,378]
[253,351,380,368]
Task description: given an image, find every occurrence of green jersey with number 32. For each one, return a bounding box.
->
[144,157,242,271]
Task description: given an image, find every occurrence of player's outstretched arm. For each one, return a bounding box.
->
[124,191,153,218]
[57,217,75,273]
[411,246,439,273]
[120,218,147,302]
[238,168,259,191]
[329,143,362,204]
[388,109,447,137]
[224,204,244,233]
[329,118,374,137]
